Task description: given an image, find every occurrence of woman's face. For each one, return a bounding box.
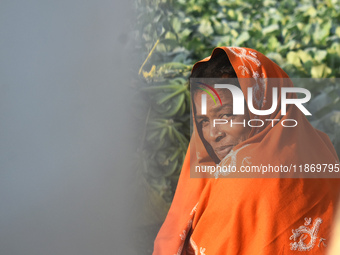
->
[194,88,251,161]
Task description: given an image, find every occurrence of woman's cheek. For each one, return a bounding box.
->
[202,126,210,141]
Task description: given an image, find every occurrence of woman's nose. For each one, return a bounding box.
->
[209,124,225,142]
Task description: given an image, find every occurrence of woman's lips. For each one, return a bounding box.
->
[215,145,234,159]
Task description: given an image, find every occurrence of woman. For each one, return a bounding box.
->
[153,47,340,254]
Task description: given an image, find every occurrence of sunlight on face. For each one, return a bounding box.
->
[194,88,251,161]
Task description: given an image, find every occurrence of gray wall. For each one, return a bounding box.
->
[0,1,137,254]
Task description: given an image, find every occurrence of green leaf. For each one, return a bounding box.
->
[314,50,327,63]
[262,24,279,36]
[234,31,250,46]
[313,21,331,44]
[171,17,181,33]
[311,64,332,78]
[268,36,280,51]
[287,51,301,67]
[335,27,340,37]
[198,19,214,36]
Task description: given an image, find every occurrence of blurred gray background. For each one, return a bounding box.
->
[0,0,138,254]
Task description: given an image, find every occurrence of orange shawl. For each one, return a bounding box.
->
[153,47,340,255]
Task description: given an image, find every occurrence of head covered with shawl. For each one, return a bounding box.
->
[153,47,340,255]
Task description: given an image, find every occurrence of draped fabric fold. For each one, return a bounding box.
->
[153,47,340,255]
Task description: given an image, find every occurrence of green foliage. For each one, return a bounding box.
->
[132,0,340,224]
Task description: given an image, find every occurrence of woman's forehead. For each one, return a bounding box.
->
[215,88,233,98]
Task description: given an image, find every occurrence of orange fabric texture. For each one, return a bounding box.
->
[153,47,340,255]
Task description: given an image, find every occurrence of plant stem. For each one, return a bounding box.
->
[138,39,160,75]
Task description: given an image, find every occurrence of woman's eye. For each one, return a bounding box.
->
[221,114,233,119]
[199,119,209,126]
